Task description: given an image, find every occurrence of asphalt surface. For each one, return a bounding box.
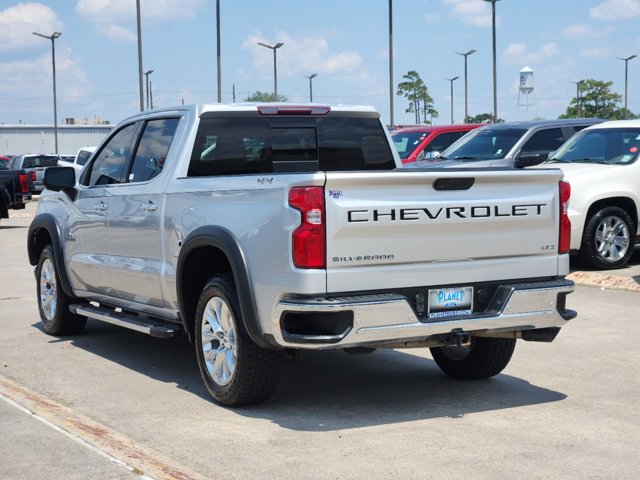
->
[1,200,639,480]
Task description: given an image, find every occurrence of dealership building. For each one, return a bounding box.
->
[0,124,113,157]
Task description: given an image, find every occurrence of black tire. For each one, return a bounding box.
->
[194,274,283,407]
[579,206,635,270]
[36,245,86,335]
[430,337,516,380]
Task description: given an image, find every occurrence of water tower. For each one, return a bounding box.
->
[518,66,534,111]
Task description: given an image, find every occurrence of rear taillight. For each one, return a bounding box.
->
[288,186,325,269]
[258,105,330,116]
[18,173,29,194]
[559,181,571,254]
[30,170,36,182]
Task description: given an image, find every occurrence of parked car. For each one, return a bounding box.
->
[0,164,32,221]
[421,119,604,168]
[0,155,11,168]
[391,124,483,164]
[9,154,60,193]
[58,146,96,178]
[535,119,640,269]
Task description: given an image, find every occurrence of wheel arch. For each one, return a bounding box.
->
[176,226,275,349]
[27,214,75,298]
[585,197,638,234]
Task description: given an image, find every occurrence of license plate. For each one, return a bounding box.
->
[428,287,473,319]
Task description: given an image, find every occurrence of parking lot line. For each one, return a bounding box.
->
[0,375,208,480]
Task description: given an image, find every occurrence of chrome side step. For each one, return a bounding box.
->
[70,304,180,338]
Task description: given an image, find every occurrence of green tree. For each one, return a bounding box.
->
[396,71,438,124]
[466,112,503,124]
[560,79,637,119]
[245,91,288,102]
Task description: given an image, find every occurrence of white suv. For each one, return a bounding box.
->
[540,120,640,269]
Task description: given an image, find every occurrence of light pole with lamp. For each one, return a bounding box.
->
[617,55,637,119]
[446,76,459,124]
[304,74,317,102]
[32,31,61,154]
[456,49,476,123]
[483,0,499,123]
[144,70,154,110]
[257,42,284,100]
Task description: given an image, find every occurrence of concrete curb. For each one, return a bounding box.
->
[567,271,640,292]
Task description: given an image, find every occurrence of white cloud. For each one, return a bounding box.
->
[503,43,560,65]
[75,0,205,42]
[579,47,609,58]
[590,0,640,20]
[243,31,368,79]
[0,3,63,52]
[443,0,495,27]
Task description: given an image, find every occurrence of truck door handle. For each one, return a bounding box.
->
[93,201,107,212]
[142,201,157,212]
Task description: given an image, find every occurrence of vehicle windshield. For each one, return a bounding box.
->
[548,128,640,165]
[441,127,526,160]
[22,155,59,168]
[391,131,429,160]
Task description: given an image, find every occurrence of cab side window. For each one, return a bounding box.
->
[521,128,564,154]
[87,124,137,186]
[128,118,179,183]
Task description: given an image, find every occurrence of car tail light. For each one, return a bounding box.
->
[288,186,325,269]
[18,173,29,194]
[559,181,571,254]
[30,170,36,182]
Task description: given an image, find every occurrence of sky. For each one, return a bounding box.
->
[1,0,639,127]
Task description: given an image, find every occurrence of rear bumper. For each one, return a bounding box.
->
[272,279,575,349]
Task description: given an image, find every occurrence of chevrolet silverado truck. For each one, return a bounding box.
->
[28,104,576,406]
[0,165,31,221]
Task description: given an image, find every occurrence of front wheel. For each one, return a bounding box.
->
[430,337,516,380]
[36,245,86,335]
[194,274,283,407]
[579,206,634,270]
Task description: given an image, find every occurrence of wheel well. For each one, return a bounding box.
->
[180,246,232,339]
[30,227,53,265]
[585,197,638,233]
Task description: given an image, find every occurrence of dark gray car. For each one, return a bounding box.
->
[415,118,604,168]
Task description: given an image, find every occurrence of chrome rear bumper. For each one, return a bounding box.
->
[272,279,575,349]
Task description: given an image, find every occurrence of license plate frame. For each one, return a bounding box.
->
[427,286,474,319]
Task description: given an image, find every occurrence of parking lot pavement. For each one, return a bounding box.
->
[1,198,639,480]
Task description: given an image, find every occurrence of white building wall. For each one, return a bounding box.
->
[0,125,113,156]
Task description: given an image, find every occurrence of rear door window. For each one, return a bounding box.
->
[521,128,565,153]
[188,114,395,176]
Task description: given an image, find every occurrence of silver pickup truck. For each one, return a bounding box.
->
[28,104,576,406]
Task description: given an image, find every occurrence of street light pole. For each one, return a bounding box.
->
[483,0,499,123]
[456,49,476,123]
[144,70,154,110]
[446,76,460,124]
[33,31,61,154]
[571,80,582,117]
[135,0,144,112]
[617,55,637,119]
[388,0,394,127]
[257,42,284,100]
[216,0,222,102]
[304,74,318,102]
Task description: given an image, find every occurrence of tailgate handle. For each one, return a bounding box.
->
[433,177,475,191]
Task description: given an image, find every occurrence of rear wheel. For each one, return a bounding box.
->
[579,206,634,269]
[194,274,282,407]
[430,337,516,380]
[36,245,86,335]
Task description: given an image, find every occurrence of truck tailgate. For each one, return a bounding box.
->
[324,168,565,293]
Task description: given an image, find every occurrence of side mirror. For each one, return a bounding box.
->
[515,152,546,168]
[44,166,76,192]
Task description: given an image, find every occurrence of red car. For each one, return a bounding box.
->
[391,124,483,164]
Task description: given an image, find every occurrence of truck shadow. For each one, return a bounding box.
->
[41,320,566,431]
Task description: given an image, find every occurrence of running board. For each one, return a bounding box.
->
[70,304,180,338]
